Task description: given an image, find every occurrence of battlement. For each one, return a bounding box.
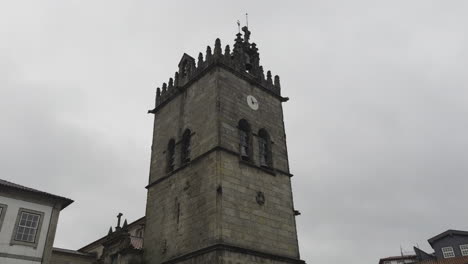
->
[149,27,284,114]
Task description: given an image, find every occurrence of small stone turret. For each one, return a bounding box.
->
[149,27,285,113]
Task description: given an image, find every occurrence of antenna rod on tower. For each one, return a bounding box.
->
[237,20,241,33]
[246,13,249,27]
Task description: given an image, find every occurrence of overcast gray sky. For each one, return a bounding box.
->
[1,1,468,263]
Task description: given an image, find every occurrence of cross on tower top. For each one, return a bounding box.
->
[116,212,123,228]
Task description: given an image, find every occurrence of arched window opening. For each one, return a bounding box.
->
[238,119,251,161]
[181,129,191,164]
[258,129,272,168]
[167,139,176,172]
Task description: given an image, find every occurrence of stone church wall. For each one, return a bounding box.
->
[145,60,302,263]
[145,69,222,262]
[219,151,300,259]
[219,250,302,264]
[145,151,220,262]
[148,69,219,184]
[217,67,290,174]
[216,66,299,258]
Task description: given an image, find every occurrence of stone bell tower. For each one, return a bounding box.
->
[144,26,305,264]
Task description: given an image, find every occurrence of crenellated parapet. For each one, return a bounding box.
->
[149,27,285,114]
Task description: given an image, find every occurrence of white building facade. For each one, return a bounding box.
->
[0,179,72,264]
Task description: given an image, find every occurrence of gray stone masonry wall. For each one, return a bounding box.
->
[161,251,219,264]
[144,66,302,263]
[219,150,299,258]
[217,68,289,173]
[145,152,219,262]
[148,69,219,184]
[159,249,303,264]
[216,67,299,258]
[144,70,221,263]
[219,250,301,264]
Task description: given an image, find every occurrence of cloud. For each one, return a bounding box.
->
[1,1,468,263]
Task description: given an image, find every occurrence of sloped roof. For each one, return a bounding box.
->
[414,246,436,262]
[428,230,468,246]
[79,216,145,252]
[52,247,95,257]
[0,178,73,209]
[379,255,417,264]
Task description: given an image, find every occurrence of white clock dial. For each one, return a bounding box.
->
[247,95,259,110]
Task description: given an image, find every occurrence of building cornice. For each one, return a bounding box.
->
[146,145,293,190]
[161,243,306,264]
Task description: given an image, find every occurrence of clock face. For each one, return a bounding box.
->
[247,95,259,110]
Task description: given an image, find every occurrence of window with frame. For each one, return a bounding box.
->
[238,119,251,161]
[181,129,191,164]
[460,244,468,256]
[14,211,41,243]
[0,204,7,232]
[258,129,272,168]
[167,139,176,172]
[442,247,455,258]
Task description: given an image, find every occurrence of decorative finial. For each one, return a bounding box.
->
[251,42,258,53]
[237,20,241,33]
[246,13,249,28]
[162,83,167,93]
[123,219,128,228]
[156,87,161,106]
[224,45,231,58]
[174,72,179,87]
[242,26,251,43]
[206,46,212,61]
[198,52,204,67]
[168,78,174,88]
[214,38,222,57]
[108,226,113,235]
[274,75,281,88]
[266,71,273,85]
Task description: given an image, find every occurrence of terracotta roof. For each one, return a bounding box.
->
[418,256,468,264]
[0,179,73,209]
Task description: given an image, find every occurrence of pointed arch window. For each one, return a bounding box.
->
[258,129,272,168]
[181,129,191,164]
[238,119,252,161]
[167,139,175,172]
